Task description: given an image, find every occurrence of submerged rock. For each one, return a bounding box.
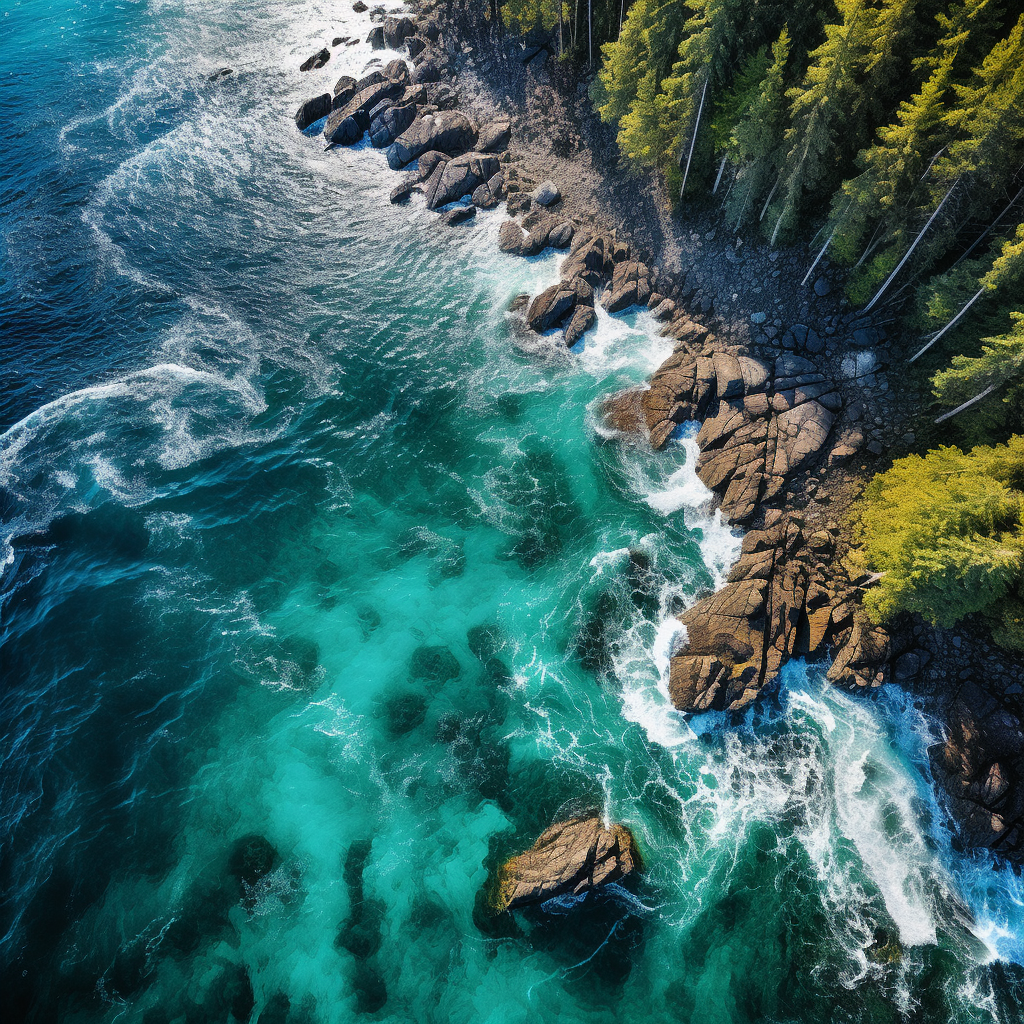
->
[489,816,641,911]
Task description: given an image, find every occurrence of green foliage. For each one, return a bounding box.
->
[501,0,566,34]
[854,438,1024,648]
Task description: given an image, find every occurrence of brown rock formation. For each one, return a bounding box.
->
[669,511,889,714]
[931,681,1024,858]
[490,816,641,911]
[605,348,840,524]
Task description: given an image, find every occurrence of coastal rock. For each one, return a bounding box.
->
[416,150,448,181]
[440,204,475,226]
[564,305,596,347]
[369,101,417,148]
[411,59,441,85]
[560,233,618,287]
[489,816,641,911]
[390,178,419,204]
[325,76,404,141]
[669,512,888,714]
[383,15,416,49]
[367,26,385,49]
[300,48,330,72]
[931,681,1024,859]
[532,180,561,206]
[423,152,500,209]
[477,119,512,153]
[386,111,475,168]
[602,260,653,313]
[527,277,593,333]
[333,74,357,101]
[325,112,366,147]
[547,221,574,249]
[498,219,529,256]
[471,171,504,209]
[353,0,368,10]
[635,349,839,522]
[294,93,332,131]
[405,35,426,59]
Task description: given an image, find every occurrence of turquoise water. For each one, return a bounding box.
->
[2,2,1024,1022]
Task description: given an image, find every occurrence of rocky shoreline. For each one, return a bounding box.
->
[292,2,1023,881]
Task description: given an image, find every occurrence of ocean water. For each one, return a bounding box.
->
[2,2,1023,1022]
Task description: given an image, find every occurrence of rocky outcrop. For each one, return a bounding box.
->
[668,512,889,714]
[602,260,653,312]
[477,119,512,153]
[386,111,476,168]
[423,152,500,209]
[294,93,331,131]
[323,76,406,145]
[383,15,416,49]
[527,277,593,334]
[489,816,641,911]
[606,349,840,524]
[931,681,1024,859]
[369,102,417,148]
[471,172,505,209]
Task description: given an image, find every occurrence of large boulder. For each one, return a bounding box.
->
[471,171,505,209]
[332,74,357,102]
[324,112,367,147]
[411,59,441,85]
[489,817,641,911]
[532,180,561,206]
[369,102,417,148]
[323,77,405,144]
[300,48,330,72]
[424,152,500,209]
[386,111,476,169]
[526,277,593,333]
[383,15,417,49]
[602,260,653,312]
[477,119,512,153]
[367,26,385,49]
[560,233,618,287]
[406,35,426,59]
[294,93,331,131]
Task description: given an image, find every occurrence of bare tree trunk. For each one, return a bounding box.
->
[950,183,1024,270]
[588,0,593,66]
[934,382,1000,423]
[909,286,985,362]
[712,153,727,194]
[802,227,836,287]
[680,77,708,199]
[864,179,959,313]
[758,176,779,222]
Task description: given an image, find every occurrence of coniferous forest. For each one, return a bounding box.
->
[503,0,1024,650]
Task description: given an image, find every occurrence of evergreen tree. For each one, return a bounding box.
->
[724,26,792,230]
[766,0,877,245]
[657,0,741,194]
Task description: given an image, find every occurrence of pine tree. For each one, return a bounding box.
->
[766,0,877,246]
[932,310,1024,424]
[725,26,792,230]
[657,0,741,194]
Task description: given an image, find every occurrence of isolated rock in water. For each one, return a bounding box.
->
[532,180,560,206]
[477,119,512,153]
[294,93,332,131]
[383,15,416,49]
[300,48,331,72]
[369,102,417,148]
[367,26,385,49]
[386,111,475,169]
[441,204,475,226]
[424,152,500,209]
[668,512,888,715]
[489,816,641,911]
[353,0,368,10]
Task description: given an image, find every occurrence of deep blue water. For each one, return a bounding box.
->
[2,2,1024,1022]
